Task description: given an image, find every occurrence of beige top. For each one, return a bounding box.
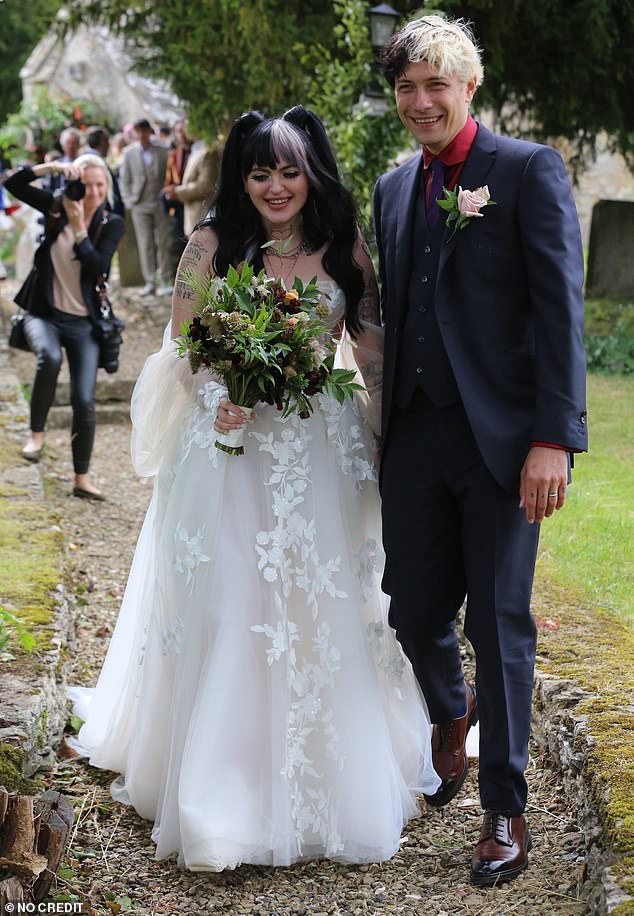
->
[50,225,89,317]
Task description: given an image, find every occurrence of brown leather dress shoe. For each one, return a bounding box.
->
[471,811,532,886]
[423,680,478,808]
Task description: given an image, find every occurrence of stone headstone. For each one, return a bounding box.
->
[586,200,634,298]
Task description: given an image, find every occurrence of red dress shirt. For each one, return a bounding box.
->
[422,114,478,194]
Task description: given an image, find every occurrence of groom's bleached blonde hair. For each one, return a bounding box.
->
[381,14,484,89]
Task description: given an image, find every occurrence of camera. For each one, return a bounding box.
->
[63,179,86,201]
[94,316,125,374]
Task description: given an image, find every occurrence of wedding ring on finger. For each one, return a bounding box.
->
[548,491,559,498]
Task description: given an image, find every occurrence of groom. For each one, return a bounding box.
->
[374,15,587,885]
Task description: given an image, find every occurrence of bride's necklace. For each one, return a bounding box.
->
[263,237,311,287]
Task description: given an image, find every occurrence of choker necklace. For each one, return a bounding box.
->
[263,233,311,258]
[268,240,311,259]
[263,238,311,286]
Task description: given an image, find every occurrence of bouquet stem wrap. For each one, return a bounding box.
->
[215,406,253,456]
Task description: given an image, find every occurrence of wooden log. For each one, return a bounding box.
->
[0,874,24,909]
[0,793,19,858]
[32,791,75,903]
[0,789,74,904]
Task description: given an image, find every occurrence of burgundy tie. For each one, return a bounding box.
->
[426,157,446,229]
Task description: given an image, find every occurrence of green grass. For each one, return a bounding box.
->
[537,373,634,624]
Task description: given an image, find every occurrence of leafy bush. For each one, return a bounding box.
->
[0,221,21,276]
[305,0,411,232]
[0,87,107,163]
[584,298,634,374]
[0,607,36,660]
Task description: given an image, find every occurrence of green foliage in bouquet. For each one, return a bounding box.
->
[176,262,363,419]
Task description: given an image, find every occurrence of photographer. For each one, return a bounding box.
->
[3,154,125,500]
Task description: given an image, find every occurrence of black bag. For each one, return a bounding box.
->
[8,311,30,351]
[93,276,124,374]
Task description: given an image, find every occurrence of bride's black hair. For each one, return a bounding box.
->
[207,106,364,337]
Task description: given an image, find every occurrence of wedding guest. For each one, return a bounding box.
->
[108,133,128,174]
[86,126,125,216]
[158,125,173,148]
[46,127,82,193]
[162,119,191,258]
[162,123,219,248]
[119,118,173,297]
[3,154,125,498]
[375,14,587,885]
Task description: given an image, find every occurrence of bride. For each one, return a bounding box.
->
[69,106,440,871]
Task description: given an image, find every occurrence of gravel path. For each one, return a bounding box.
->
[7,290,588,915]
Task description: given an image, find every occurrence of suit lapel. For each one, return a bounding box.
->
[393,154,423,322]
[439,123,497,271]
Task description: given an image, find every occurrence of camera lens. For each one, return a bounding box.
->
[63,179,86,201]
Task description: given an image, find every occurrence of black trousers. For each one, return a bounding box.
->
[23,312,100,475]
[381,389,540,815]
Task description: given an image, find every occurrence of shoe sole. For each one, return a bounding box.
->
[424,696,479,808]
[72,487,106,502]
[470,832,533,887]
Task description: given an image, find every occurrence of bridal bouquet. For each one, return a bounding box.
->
[177,262,362,455]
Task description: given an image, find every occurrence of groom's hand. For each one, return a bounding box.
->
[519,446,568,524]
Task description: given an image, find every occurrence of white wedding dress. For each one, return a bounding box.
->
[69,283,440,871]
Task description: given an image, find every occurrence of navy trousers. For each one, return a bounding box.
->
[381,389,540,815]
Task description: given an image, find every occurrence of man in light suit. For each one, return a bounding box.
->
[162,134,219,238]
[119,119,173,296]
[374,15,587,886]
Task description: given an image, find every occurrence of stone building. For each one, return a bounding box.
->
[20,13,183,130]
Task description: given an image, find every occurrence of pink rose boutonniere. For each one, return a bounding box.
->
[437,185,496,241]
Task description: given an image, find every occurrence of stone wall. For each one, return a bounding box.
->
[0,319,75,784]
[533,674,634,914]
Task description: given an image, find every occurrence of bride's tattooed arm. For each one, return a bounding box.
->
[355,237,381,326]
[171,227,218,335]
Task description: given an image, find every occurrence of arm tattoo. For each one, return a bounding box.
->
[360,361,382,390]
[174,278,194,301]
[355,237,381,325]
[358,277,380,324]
[180,241,207,266]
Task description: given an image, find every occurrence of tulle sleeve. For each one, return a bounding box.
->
[130,322,227,477]
[336,233,384,436]
[337,322,384,437]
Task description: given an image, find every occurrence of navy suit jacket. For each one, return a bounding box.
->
[373,123,588,493]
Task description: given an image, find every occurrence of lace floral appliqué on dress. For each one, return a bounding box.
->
[68,285,440,872]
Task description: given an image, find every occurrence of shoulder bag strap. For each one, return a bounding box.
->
[89,209,112,318]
